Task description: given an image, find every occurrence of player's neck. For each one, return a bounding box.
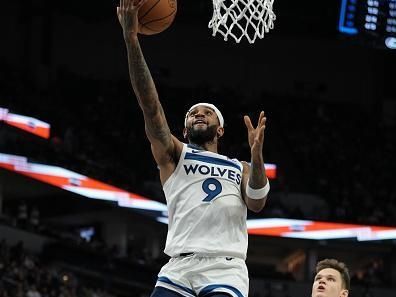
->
[189,141,218,153]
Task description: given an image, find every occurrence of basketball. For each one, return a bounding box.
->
[138,0,177,35]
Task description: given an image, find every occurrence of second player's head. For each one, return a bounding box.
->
[183,103,224,145]
[311,259,350,297]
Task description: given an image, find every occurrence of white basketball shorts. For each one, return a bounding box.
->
[155,254,249,297]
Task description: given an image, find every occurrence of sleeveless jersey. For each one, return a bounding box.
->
[162,143,248,260]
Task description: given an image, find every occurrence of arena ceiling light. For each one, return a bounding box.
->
[247,218,396,241]
[3,153,392,242]
[0,107,50,139]
[0,152,167,212]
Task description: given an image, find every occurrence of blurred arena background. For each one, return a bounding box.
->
[0,0,396,296]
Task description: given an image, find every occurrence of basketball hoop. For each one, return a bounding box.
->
[209,0,276,44]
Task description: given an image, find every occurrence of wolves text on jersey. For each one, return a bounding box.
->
[183,164,242,185]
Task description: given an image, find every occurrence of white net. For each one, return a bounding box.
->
[208,0,276,44]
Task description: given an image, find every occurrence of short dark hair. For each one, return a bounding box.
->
[315,259,350,290]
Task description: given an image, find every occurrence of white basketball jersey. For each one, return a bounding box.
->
[163,143,248,260]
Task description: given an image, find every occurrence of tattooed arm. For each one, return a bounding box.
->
[117,0,183,184]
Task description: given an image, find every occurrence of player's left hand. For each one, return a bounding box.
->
[244,111,266,156]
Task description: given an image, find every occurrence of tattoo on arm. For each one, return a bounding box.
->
[144,107,172,145]
[127,40,156,110]
[126,39,171,145]
[249,158,265,188]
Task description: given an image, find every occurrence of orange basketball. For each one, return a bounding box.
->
[138,0,177,35]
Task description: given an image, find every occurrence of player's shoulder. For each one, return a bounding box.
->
[218,152,244,172]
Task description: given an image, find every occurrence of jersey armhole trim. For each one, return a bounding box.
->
[163,143,187,191]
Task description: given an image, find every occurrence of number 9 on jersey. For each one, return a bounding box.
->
[202,178,223,202]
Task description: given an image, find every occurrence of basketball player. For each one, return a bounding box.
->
[117,1,270,296]
[311,259,350,297]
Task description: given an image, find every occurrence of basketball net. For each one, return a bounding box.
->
[209,0,276,44]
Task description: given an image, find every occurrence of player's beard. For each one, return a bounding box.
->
[186,124,218,145]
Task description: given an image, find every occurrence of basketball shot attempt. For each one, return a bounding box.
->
[137,0,177,35]
[117,0,270,296]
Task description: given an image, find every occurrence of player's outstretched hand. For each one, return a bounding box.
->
[244,111,266,157]
[117,0,147,39]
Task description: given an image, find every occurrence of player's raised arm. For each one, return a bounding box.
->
[117,0,182,178]
[241,111,269,212]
